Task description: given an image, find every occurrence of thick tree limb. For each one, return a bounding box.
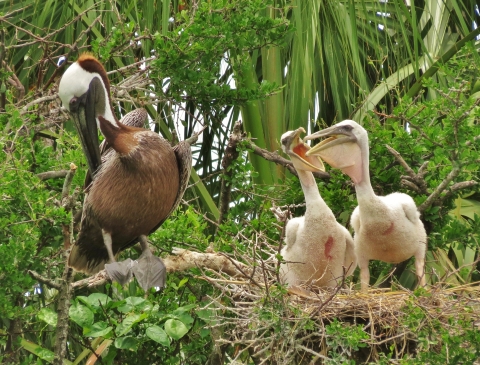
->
[72,248,252,289]
[27,270,61,290]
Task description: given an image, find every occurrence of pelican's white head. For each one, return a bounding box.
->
[304,120,367,184]
[281,127,325,172]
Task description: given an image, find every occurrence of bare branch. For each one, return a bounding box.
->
[5,62,25,100]
[37,170,69,181]
[27,270,61,290]
[442,180,478,202]
[21,95,59,114]
[244,139,329,180]
[418,165,461,213]
[72,248,252,289]
[386,144,429,194]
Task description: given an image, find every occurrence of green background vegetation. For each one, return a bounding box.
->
[0,0,479,363]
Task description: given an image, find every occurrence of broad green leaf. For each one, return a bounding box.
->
[146,325,170,347]
[38,308,57,327]
[118,296,153,312]
[173,303,196,313]
[125,296,147,307]
[164,319,189,340]
[69,302,94,328]
[173,313,194,327]
[114,336,139,351]
[85,293,112,308]
[177,278,189,289]
[117,313,147,336]
[196,309,217,325]
[19,339,54,363]
[199,328,210,338]
[84,321,113,338]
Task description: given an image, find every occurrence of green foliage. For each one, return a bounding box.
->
[325,319,368,364]
[92,22,137,62]
[1,0,480,363]
[0,110,71,319]
[150,0,291,115]
[395,297,480,364]
[66,284,212,364]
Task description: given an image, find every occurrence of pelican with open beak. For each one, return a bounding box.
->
[279,127,356,289]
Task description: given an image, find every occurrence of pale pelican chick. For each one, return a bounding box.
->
[305,120,427,292]
[280,128,356,290]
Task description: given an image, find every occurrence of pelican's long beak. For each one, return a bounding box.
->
[303,123,364,184]
[68,78,103,178]
[283,127,325,172]
[304,125,357,157]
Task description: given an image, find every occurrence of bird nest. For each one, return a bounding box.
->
[189,240,480,364]
[71,232,480,363]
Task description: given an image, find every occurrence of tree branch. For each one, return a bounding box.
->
[443,181,478,200]
[72,248,252,289]
[37,170,69,181]
[53,163,77,365]
[418,165,461,214]
[27,270,61,290]
[385,144,428,194]
[244,139,329,180]
[218,120,244,226]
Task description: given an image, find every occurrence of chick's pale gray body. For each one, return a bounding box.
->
[305,120,426,291]
[281,204,356,287]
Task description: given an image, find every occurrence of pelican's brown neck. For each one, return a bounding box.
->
[78,54,119,128]
[78,54,111,95]
[98,116,139,155]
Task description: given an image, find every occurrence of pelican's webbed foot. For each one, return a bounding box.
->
[130,235,166,291]
[131,250,166,291]
[105,258,135,286]
[103,233,166,290]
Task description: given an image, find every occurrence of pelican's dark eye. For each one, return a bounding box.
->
[69,97,78,105]
[68,96,81,112]
[340,125,354,132]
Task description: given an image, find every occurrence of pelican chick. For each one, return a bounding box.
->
[280,128,356,289]
[305,120,427,291]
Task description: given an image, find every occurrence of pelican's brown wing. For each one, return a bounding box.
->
[146,140,192,235]
[106,138,192,256]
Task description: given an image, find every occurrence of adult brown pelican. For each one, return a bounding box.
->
[58,54,192,290]
[305,120,427,291]
[280,128,356,289]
